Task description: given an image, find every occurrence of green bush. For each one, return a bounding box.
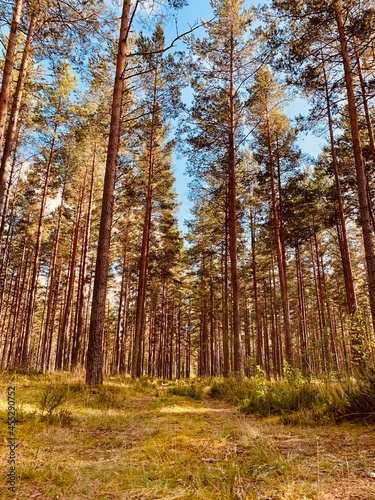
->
[240,380,319,417]
[43,408,74,427]
[167,381,203,400]
[38,385,73,426]
[67,381,86,393]
[255,368,375,425]
[132,376,156,392]
[207,377,255,404]
[330,368,375,422]
[39,385,68,417]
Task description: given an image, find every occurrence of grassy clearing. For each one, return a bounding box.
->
[0,372,374,499]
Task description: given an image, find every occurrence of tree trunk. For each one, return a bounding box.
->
[0,126,20,244]
[72,147,96,370]
[243,292,251,377]
[38,180,66,371]
[20,104,60,368]
[1,240,24,368]
[221,204,230,376]
[295,245,309,376]
[250,208,262,369]
[209,269,215,376]
[266,113,293,365]
[0,13,37,212]
[228,27,242,375]
[56,174,86,370]
[0,0,23,187]
[86,0,132,385]
[354,42,375,172]
[199,254,209,376]
[132,67,158,379]
[321,48,357,316]
[112,246,127,374]
[335,5,375,349]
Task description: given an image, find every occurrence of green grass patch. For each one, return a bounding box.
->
[167,380,204,400]
[206,365,375,426]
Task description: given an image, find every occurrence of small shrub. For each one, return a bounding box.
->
[15,403,36,423]
[280,373,375,425]
[100,390,125,409]
[38,385,74,426]
[283,362,305,386]
[208,377,255,404]
[39,385,68,417]
[207,378,226,399]
[240,379,319,417]
[132,376,156,391]
[280,407,333,426]
[331,368,375,422]
[167,381,203,400]
[67,381,86,393]
[249,436,286,478]
[43,408,74,427]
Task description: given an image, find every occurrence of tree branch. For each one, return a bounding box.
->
[126,18,216,58]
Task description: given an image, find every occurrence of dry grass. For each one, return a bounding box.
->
[0,373,374,499]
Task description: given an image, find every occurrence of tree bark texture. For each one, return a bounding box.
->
[86,0,132,385]
[228,28,242,376]
[335,4,375,344]
[0,0,24,189]
[0,13,37,212]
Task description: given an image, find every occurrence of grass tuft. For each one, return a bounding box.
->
[167,380,204,400]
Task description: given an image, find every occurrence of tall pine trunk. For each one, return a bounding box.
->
[20,105,60,368]
[0,13,37,211]
[221,202,230,375]
[228,27,242,375]
[266,113,293,365]
[131,67,158,378]
[354,43,375,172]
[321,48,357,317]
[86,0,132,385]
[250,208,262,369]
[55,174,86,370]
[0,0,23,202]
[72,147,96,370]
[335,5,375,356]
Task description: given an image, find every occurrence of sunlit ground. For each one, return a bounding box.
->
[0,373,374,499]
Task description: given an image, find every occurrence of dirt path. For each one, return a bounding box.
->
[2,388,375,499]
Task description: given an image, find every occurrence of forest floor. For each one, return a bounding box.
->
[0,373,375,499]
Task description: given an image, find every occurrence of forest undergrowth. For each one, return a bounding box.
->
[0,371,375,499]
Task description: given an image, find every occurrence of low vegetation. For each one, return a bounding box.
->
[207,365,375,426]
[0,371,374,499]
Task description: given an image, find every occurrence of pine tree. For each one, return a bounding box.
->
[270,0,375,365]
[184,0,256,375]
[86,0,132,385]
[247,66,298,365]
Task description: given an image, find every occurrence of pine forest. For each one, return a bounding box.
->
[1,0,375,383]
[3,0,375,498]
